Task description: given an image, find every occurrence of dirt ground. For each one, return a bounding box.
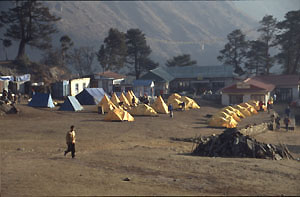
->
[0,99,299,196]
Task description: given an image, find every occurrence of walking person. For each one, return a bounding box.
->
[179,102,186,111]
[64,125,76,158]
[259,100,264,112]
[284,116,290,132]
[132,96,136,107]
[285,105,291,117]
[168,103,173,118]
[275,116,281,130]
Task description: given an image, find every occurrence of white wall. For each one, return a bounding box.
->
[222,92,270,106]
[70,78,90,96]
[292,86,299,100]
[221,94,230,105]
[243,94,251,103]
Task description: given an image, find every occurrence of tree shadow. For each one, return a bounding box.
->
[286,145,300,154]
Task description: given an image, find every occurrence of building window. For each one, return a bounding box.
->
[229,94,243,105]
[212,82,225,91]
[113,85,121,92]
[276,88,292,102]
[75,83,79,93]
[251,94,265,102]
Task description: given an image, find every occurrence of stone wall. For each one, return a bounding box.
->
[240,122,269,136]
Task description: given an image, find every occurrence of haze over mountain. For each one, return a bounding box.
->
[0,1,298,74]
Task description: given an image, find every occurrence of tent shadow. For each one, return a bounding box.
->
[78,111,99,114]
[80,119,102,122]
[196,118,209,121]
[192,126,225,129]
[177,152,194,156]
[192,126,211,129]
[193,121,208,124]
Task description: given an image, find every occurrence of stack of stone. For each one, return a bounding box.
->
[192,128,293,160]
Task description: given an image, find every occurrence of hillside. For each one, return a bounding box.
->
[0,60,72,85]
[46,1,257,67]
[0,1,257,72]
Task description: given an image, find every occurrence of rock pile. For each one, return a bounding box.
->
[192,128,293,160]
[0,101,19,115]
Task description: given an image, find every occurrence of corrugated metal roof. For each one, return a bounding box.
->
[252,75,300,86]
[133,80,154,87]
[146,65,235,82]
[150,67,175,82]
[169,65,235,78]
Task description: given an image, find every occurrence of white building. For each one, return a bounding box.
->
[252,75,300,102]
[221,78,275,106]
[70,77,90,96]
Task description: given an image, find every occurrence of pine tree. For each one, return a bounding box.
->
[217,29,248,76]
[275,10,300,74]
[257,15,277,75]
[0,0,60,60]
[96,28,127,73]
[96,45,109,72]
[60,35,73,67]
[245,40,267,76]
[165,54,197,67]
[126,28,152,79]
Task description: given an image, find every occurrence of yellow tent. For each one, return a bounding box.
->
[247,100,260,111]
[180,96,200,109]
[208,117,228,128]
[128,104,158,116]
[226,116,238,128]
[208,116,237,128]
[151,96,169,114]
[222,109,241,122]
[98,95,117,113]
[235,105,251,117]
[168,98,182,109]
[240,103,258,114]
[167,93,181,104]
[126,91,134,105]
[214,111,239,124]
[111,92,121,106]
[119,92,131,109]
[222,106,246,119]
[104,108,134,122]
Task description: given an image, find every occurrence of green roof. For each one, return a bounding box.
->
[141,65,235,82]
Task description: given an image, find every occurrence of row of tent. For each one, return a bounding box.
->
[28,88,108,110]
[208,100,264,128]
[28,92,83,111]
[99,90,164,121]
[100,92,200,121]
[27,88,201,122]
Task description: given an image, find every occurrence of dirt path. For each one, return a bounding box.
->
[0,103,299,196]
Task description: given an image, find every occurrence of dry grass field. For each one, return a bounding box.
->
[0,99,299,196]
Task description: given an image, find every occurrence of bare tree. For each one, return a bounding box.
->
[68,46,95,77]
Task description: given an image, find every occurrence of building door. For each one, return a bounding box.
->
[277,88,292,102]
[250,94,265,102]
[229,94,243,105]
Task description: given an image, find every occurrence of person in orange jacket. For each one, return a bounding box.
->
[64,125,76,158]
